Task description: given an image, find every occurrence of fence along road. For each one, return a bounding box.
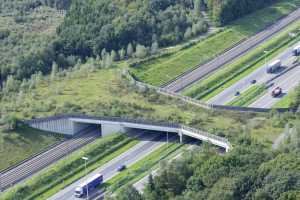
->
[164,7,300,92]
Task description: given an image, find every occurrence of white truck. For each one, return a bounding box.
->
[293,45,300,56]
[266,59,281,73]
[74,173,103,198]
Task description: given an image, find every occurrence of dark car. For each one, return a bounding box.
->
[117,165,126,172]
[235,91,240,96]
[271,87,282,97]
[251,79,257,84]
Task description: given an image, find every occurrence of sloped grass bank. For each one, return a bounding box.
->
[0,126,64,171]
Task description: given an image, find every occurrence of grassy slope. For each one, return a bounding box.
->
[0,126,63,171]
[130,0,300,86]
[0,6,64,171]
[0,66,283,143]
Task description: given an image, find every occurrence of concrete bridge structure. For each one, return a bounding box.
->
[25,115,232,152]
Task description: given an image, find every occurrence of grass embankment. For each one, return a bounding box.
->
[228,85,266,107]
[2,133,139,200]
[183,20,300,101]
[106,142,184,193]
[130,0,300,86]
[1,67,284,143]
[0,5,64,172]
[0,126,64,171]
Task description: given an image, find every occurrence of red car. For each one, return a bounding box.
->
[271,87,282,97]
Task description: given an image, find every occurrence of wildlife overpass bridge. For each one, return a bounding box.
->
[25,115,232,152]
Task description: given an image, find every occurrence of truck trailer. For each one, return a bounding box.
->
[266,59,281,73]
[293,45,300,56]
[74,173,103,198]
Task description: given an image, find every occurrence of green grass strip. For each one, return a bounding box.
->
[228,85,266,107]
[105,142,184,193]
[2,134,139,200]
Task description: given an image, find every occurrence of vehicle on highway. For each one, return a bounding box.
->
[293,45,300,56]
[251,80,257,84]
[266,59,281,73]
[74,173,103,198]
[271,87,282,97]
[117,164,127,171]
[235,91,240,96]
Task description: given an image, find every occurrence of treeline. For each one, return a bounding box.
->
[0,0,71,13]
[0,0,280,88]
[112,131,300,200]
[206,0,277,25]
[55,0,208,58]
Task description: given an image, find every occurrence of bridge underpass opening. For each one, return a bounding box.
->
[125,128,180,142]
[70,118,181,139]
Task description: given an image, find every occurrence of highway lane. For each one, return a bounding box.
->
[48,131,172,200]
[164,7,300,92]
[133,143,198,193]
[0,126,100,191]
[250,64,300,108]
[208,41,300,105]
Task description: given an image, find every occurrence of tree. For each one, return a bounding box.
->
[150,41,159,55]
[194,0,202,16]
[117,186,143,200]
[3,75,19,94]
[119,48,126,60]
[127,43,134,58]
[1,113,18,131]
[104,53,113,68]
[111,50,119,61]
[51,62,58,82]
[101,48,107,60]
[135,44,148,59]
[184,27,192,40]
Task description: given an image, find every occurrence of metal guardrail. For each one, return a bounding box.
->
[125,70,293,113]
[181,125,230,144]
[26,115,181,129]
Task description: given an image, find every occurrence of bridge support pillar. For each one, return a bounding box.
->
[101,123,125,137]
[179,130,183,143]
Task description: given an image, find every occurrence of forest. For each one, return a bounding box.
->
[0,0,279,88]
[207,0,277,25]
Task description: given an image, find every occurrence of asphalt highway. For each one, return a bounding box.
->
[48,131,171,200]
[0,127,100,191]
[164,7,300,92]
[208,41,300,105]
[250,64,300,108]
